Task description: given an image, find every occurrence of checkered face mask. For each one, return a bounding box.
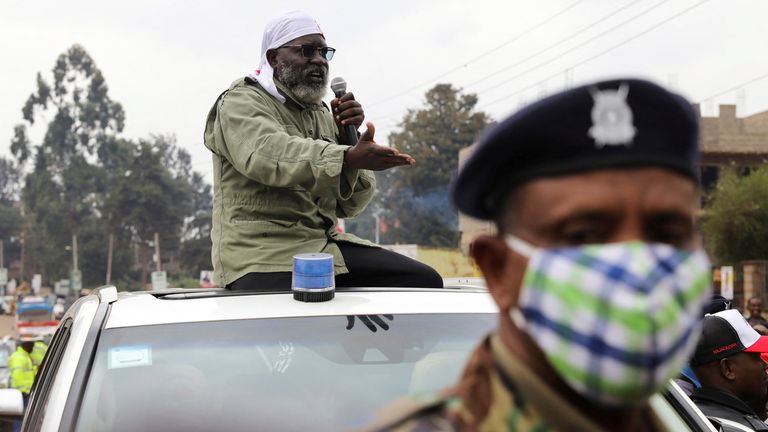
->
[506,236,712,405]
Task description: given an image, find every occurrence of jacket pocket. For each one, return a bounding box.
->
[232,219,298,229]
[229,219,300,249]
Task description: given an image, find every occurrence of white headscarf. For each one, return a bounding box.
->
[248,10,324,103]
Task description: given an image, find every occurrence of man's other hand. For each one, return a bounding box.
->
[331,92,364,131]
[344,122,416,171]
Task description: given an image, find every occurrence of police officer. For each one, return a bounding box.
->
[361,78,712,431]
[8,336,36,431]
[9,336,35,395]
[30,339,47,374]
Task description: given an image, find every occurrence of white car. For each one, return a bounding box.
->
[0,284,728,431]
[0,283,500,431]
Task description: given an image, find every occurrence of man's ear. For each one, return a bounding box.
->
[471,235,527,312]
[267,49,279,68]
[718,358,737,380]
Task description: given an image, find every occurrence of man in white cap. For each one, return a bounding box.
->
[204,10,443,290]
[690,309,768,430]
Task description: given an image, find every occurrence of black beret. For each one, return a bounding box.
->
[452,78,700,220]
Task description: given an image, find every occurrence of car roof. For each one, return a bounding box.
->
[21,296,46,303]
[102,285,497,329]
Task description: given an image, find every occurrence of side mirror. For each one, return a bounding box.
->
[0,388,24,420]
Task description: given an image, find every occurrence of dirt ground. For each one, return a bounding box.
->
[0,315,16,338]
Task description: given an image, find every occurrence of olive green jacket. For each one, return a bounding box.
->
[203,77,377,286]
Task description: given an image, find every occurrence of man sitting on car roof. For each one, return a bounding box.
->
[689,309,768,431]
[361,78,712,431]
[204,10,442,291]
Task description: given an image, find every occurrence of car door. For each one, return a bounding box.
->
[22,318,74,431]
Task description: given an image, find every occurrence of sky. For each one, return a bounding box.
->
[2,0,767,184]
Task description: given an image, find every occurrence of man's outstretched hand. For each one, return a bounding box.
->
[344,122,416,171]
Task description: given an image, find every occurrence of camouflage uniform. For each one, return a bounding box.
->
[359,335,678,432]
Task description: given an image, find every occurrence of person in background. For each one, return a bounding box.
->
[747,297,768,329]
[360,78,712,431]
[8,336,36,432]
[753,324,768,336]
[690,309,768,430]
[30,339,47,374]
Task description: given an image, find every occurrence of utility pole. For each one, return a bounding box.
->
[19,233,24,283]
[0,240,4,297]
[737,87,746,117]
[72,234,78,271]
[106,234,114,285]
[154,232,161,271]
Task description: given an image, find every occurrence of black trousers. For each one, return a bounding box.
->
[228,243,443,291]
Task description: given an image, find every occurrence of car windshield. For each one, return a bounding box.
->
[75,313,496,432]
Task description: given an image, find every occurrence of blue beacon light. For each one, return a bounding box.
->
[292,253,335,302]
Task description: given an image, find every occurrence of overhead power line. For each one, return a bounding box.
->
[480,0,711,110]
[465,0,650,91]
[365,0,584,109]
[370,0,654,124]
[697,72,768,102]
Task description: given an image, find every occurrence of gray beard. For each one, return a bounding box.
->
[275,61,328,105]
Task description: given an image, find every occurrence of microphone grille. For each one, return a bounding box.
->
[330,77,347,93]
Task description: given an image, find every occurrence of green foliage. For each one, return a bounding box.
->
[701,165,768,264]
[373,84,490,247]
[11,45,212,288]
[0,157,24,264]
[170,276,202,289]
[118,136,193,243]
[178,172,213,276]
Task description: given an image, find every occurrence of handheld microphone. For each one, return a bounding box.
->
[330,77,358,146]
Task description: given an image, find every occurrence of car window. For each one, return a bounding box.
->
[662,381,717,432]
[75,313,496,432]
[25,318,73,431]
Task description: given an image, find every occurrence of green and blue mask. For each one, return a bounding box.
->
[506,236,712,406]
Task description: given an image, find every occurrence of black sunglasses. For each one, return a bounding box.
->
[279,44,336,61]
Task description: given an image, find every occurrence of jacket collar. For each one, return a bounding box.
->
[692,386,759,415]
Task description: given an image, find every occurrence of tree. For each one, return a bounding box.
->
[12,44,124,284]
[96,137,135,285]
[374,84,491,247]
[11,45,211,289]
[179,172,213,278]
[701,165,768,264]
[113,135,194,288]
[0,157,23,266]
